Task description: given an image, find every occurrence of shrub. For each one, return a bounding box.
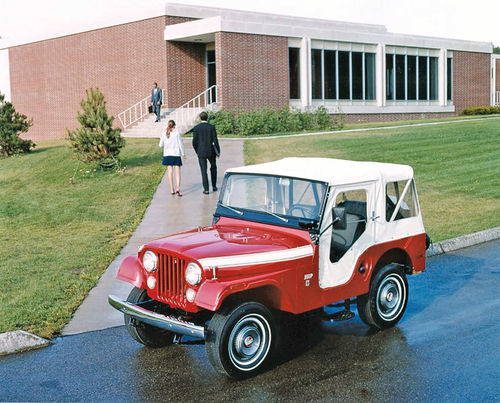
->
[299,109,317,131]
[208,109,234,135]
[66,88,124,167]
[461,105,500,115]
[0,92,35,157]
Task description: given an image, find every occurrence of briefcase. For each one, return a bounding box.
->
[148,105,153,114]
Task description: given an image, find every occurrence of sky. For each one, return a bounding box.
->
[1,0,500,46]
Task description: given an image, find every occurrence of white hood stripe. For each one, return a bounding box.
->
[197,245,314,269]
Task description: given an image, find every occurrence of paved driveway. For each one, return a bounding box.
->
[1,240,499,402]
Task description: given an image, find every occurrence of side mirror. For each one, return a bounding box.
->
[332,207,347,230]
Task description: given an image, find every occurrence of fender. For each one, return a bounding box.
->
[195,270,295,312]
[116,255,147,289]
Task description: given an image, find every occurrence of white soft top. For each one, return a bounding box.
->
[226,158,414,186]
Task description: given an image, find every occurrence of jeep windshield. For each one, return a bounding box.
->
[216,173,328,229]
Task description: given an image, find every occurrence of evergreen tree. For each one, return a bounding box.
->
[0,92,35,157]
[67,88,124,166]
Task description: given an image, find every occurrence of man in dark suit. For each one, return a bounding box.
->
[192,111,220,194]
[151,82,163,122]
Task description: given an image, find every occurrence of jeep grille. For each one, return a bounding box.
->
[156,253,187,308]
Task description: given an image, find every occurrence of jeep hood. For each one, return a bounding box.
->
[146,220,313,268]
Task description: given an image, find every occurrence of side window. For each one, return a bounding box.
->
[330,190,367,263]
[386,180,418,221]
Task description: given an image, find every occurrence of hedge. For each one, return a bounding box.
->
[207,106,345,136]
[461,105,500,115]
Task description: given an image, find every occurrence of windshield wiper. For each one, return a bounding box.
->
[260,209,289,223]
[218,202,244,216]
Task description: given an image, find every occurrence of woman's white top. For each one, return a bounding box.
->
[159,128,185,157]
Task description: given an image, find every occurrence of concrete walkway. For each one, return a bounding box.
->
[62,139,244,335]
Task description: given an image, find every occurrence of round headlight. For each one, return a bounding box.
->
[185,262,202,286]
[147,275,156,289]
[143,251,158,272]
[186,288,196,303]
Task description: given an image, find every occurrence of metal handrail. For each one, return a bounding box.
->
[169,85,217,133]
[118,85,217,132]
[118,95,151,129]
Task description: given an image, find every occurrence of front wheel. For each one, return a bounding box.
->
[357,264,408,329]
[206,302,276,379]
[124,287,175,347]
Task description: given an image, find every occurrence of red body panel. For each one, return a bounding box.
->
[116,255,147,289]
[116,215,426,315]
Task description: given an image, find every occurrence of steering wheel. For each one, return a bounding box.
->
[332,232,348,246]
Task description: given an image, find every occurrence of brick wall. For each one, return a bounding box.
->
[344,112,455,124]
[165,16,206,108]
[9,17,168,141]
[215,32,289,111]
[452,51,491,114]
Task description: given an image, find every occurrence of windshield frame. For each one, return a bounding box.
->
[214,172,329,231]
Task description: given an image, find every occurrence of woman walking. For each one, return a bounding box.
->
[159,120,185,196]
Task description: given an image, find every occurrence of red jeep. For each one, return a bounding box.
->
[109,158,427,378]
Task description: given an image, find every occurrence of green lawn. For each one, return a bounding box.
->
[244,118,500,242]
[0,139,164,338]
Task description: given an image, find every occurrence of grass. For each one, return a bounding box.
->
[1,116,499,338]
[244,118,500,242]
[0,138,164,338]
[214,114,500,138]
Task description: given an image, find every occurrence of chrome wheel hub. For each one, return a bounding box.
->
[376,274,406,321]
[228,313,271,371]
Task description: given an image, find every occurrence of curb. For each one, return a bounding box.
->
[1,226,498,357]
[426,226,500,258]
[0,330,51,357]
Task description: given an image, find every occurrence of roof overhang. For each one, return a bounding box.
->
[164,16,220,43]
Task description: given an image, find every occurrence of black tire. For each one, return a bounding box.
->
[206,301,276,379]
[124,287,175,348]
[356,264,408,329]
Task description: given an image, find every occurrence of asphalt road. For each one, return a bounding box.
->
[1,240,499,402]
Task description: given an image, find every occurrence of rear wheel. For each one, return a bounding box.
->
[357,264,408,329]
[206,301,276,379]
[124,287,175,347]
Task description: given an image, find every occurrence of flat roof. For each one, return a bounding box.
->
[226,158,414,186]
[0,2,493,53]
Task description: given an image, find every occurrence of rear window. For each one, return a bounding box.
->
[385,179,418,221]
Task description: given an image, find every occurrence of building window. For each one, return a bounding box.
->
[338,51,350,99]
[386,53,439,101]
[365,53,376,100]
[289,48,301,99]
[311,48,376,101]
[206,50,216,102]
[312,49,322,99]
[447,57,453,101]
[324,50,336,99]
[429,57,438,100]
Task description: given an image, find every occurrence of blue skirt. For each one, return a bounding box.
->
[162,156,182,166]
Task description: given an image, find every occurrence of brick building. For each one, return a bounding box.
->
[0,2,498,140]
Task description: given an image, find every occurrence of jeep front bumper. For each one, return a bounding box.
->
[108,295,205,339]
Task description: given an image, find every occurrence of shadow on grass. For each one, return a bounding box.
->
[121,155,160,169]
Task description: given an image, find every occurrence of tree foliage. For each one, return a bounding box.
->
[0,92,35,157]
[67,88,124,166]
